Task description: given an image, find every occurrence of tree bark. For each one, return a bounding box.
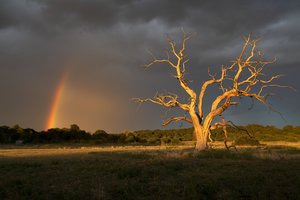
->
[190,111,208,150]
[194,127,208,150]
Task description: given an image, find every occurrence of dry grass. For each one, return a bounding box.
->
[1,141,300,159]
[0,142,300,199]
[0,144,193,158]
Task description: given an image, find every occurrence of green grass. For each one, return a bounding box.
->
[0,146,300,199]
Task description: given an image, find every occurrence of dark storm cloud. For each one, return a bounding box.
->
[39,0,122,29]
[0,3,17,29]
[0,0,299,131]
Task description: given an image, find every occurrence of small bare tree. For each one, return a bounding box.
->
[134,33,292,150]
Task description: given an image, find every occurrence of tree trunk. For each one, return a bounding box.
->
[190,111,208,150]
[194,126,208,150]
[194,113,216,150]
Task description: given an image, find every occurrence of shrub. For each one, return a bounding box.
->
[170,138,181,145]
[125,135,136,143]
[234,136,260,146]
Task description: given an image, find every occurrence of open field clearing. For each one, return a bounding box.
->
[0,145,193,158]
[1,142,300,199]
[1,141,300,159]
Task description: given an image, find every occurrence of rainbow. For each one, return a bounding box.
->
[46,72,68,130]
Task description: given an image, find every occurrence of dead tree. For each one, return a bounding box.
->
[134,33,292,150]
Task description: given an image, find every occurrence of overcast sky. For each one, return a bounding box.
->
[0,0,299,132]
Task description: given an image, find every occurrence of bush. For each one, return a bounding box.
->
[146,138,159,144]
[124,135,136,143]
[170,138,181,145]
[234,136,260,146]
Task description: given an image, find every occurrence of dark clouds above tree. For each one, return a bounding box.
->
[0,0,299,132]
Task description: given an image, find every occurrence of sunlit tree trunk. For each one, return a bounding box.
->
[189,111,207,150]
[192,112,215,150]
[194,127,208,150]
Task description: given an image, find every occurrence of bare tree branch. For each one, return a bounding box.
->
[144,33,197,110]
[132,93,190,111]
[162,116,192,126]
[145,50,177,69]
[198,66,227,119]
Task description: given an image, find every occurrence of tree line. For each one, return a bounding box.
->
[0,124,299,145]
[0,124,193,144]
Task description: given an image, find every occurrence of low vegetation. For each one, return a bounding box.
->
[1,144,300,199]
[0,124,299,199]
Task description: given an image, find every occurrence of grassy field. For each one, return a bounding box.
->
[1,142,300,200]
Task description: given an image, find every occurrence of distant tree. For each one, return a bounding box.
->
[70,124,80,132]
[93,129,108,136]
[283,125,294,133]
[134,32,293,150]
[92,130,109,142]
[13,124,23,134]
[0,126,13,143]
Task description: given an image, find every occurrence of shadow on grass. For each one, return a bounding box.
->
[0,146,300,199]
